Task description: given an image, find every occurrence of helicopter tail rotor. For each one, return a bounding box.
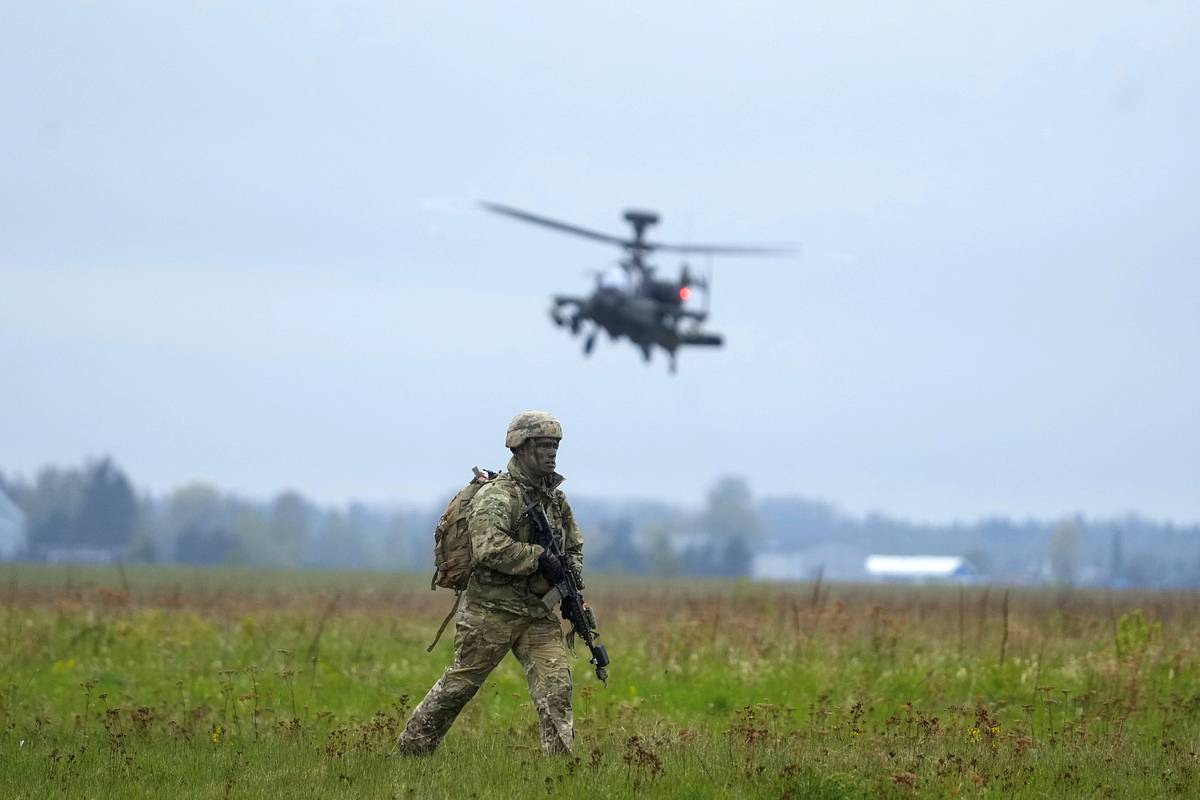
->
[678,260,712,320]
[682,264,710,291]
[703,257,713,316]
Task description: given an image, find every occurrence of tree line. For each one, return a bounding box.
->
[0,460,760,575]
[2,458,1198,586]
[0,459,428,570]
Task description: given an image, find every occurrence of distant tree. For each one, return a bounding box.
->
[963,548,993,576]
[1109,529,1124,582]
[269,491,311,568]
[125,530,159,564]
[126,495,169,564]
[1048,518,1082,585]
[19,467,87,557]
[756,497,839,547]
[701,477,760,540]
[175,525,239,566]
[680,543,713,575]
[167,484,225,530]
[311,510,370,569]
[379,514,416,570]
[76,458,138,551]
[589,518,645,574]
[721,536,753,576]
[699,476,759,576]
[229,502,272,566]
[167,484,234,564]
[643,522,682,577]
[1124,552,1164,587]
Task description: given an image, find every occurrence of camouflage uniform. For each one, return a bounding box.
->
[397,455,584,756]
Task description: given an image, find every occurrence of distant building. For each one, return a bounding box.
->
[0,489,26,558]
[865,555,978,583]
[44,547,115,565]
[753,542,870,582]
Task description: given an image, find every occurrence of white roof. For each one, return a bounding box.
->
[0,489,25,558]
[866,555,966,576]
[0,488,23,521]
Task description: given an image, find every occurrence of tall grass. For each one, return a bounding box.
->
[2,564,1197,798]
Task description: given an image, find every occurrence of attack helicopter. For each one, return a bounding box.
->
[481,201,791,373]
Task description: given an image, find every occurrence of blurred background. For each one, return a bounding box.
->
[2,1,1197,586]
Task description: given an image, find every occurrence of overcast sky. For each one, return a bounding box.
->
[2,1,1197,522]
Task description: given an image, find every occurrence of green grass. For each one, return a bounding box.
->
[2,564,1198,798]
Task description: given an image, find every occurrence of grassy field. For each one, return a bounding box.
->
[2,564,1198,798]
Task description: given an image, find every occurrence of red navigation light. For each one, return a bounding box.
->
[679,286,693,301]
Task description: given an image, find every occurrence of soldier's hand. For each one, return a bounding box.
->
[538,551,565,584]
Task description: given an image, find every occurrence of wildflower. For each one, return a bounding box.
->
[210,724,223,744]
[990,725,1001,736]
[967,726,982,742]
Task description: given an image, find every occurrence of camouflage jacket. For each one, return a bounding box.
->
[465,456,584,617]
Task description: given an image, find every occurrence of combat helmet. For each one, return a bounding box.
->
[505,410,563,449]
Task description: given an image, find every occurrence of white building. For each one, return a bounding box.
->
[0,489,26,558]
[753,542,870,582]
[865,555,978,583]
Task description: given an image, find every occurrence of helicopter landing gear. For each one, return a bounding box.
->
[640,345,651,363]
[570,315,582,335]
[668,352,677,374]
[583,330,597,356]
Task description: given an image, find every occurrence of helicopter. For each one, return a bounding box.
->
[481,201,791,373]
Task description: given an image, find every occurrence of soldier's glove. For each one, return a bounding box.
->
[538,551,566,584]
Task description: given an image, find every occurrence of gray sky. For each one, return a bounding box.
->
[2,1,1198,522]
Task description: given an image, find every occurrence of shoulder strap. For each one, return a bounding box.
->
[499,474,527,533]
[426,591,462,652]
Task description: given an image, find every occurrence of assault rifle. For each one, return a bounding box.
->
[524,502,610,686]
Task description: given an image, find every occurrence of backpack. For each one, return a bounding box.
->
[425,466,500,651]
[430,466,498,592]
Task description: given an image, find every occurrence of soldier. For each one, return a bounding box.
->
[397,410,584,756]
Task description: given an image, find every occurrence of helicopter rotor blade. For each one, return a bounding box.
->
[646,241,796,256]
[482,201,797,256]
[480,202,633,249]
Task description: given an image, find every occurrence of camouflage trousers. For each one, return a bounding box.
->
[397,600,573,756]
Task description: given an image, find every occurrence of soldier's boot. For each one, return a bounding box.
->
[396,603,512,756]
[515,617,574,756]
